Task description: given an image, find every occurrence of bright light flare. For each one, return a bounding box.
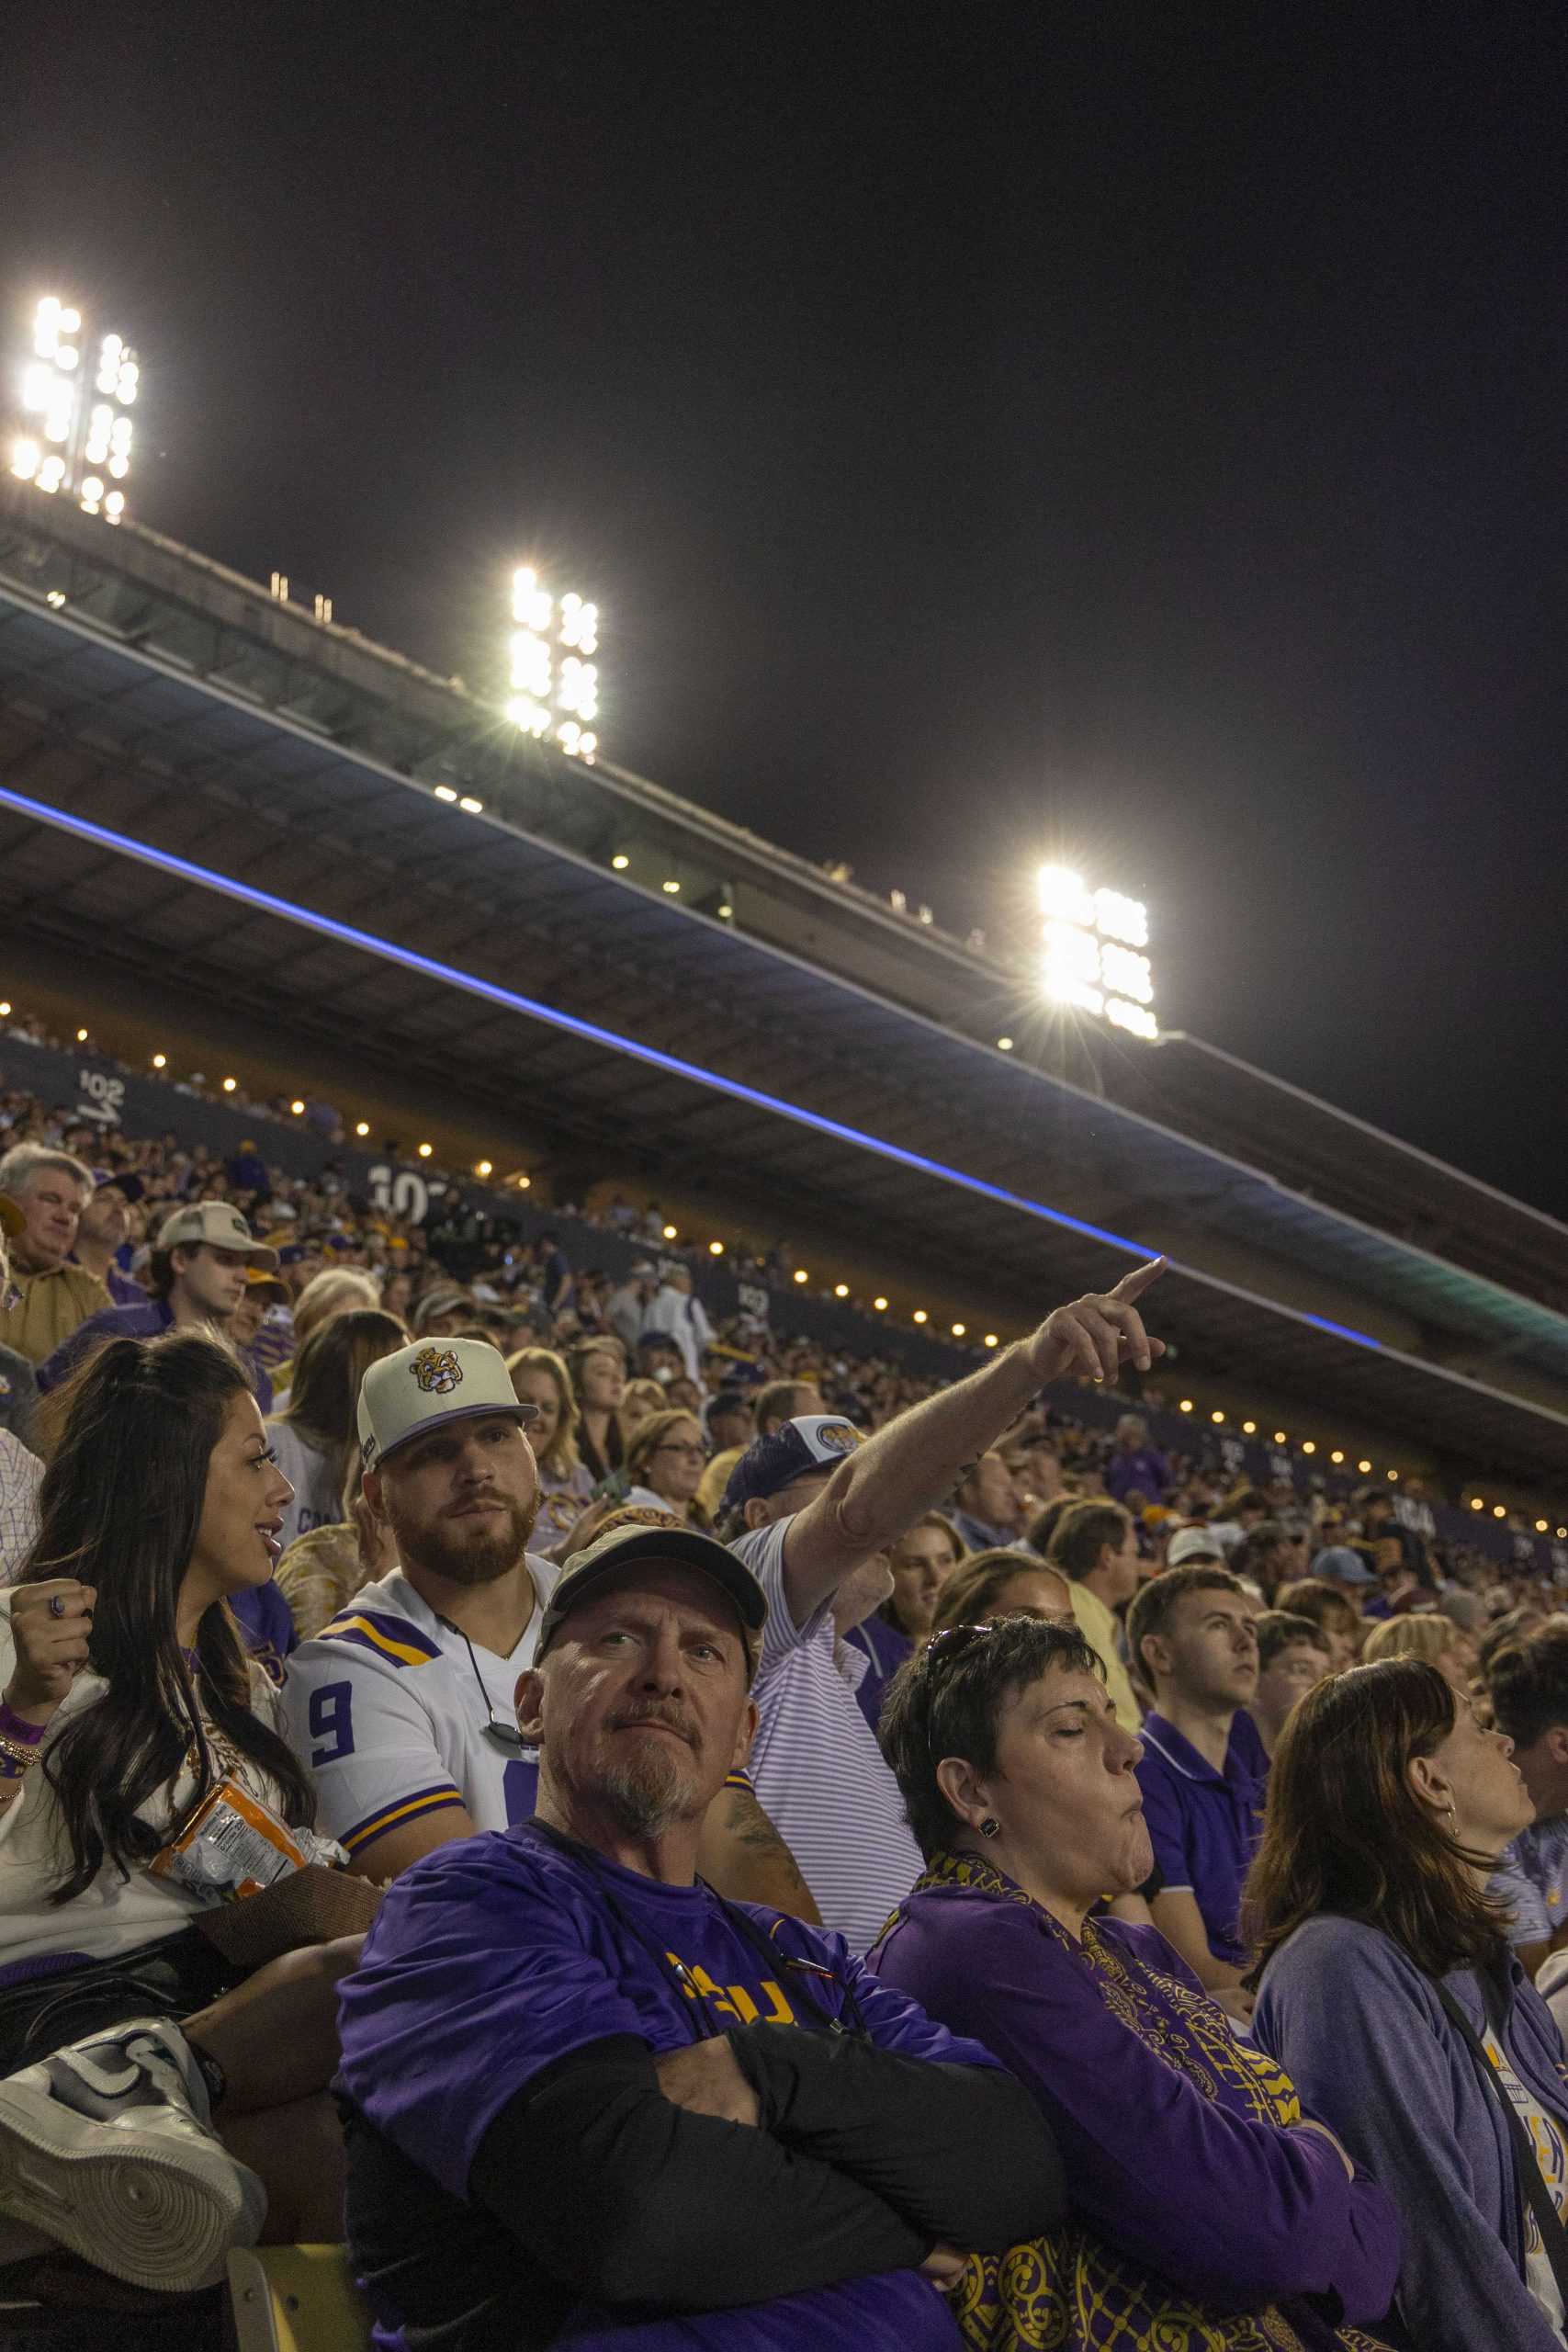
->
[14,297,139,520]
[1037,862,1156,1039]
[507,564,603,757]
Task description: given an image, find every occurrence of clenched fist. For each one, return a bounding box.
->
[6,1579,96,1715]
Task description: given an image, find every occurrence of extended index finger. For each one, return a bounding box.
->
[1110,1257,1166,1304]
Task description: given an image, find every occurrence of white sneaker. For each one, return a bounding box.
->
[0,2016,265,2293]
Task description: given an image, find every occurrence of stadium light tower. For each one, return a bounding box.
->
[506,564,600,763]
[9,293,138,524]
[1038,863,1158,1039]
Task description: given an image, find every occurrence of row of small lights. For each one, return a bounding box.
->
[1173,1393,1566,1535]
[34,1006,1567,1531]
[42,1024,536,1191]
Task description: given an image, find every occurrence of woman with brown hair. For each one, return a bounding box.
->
[1249,1657,1568,2352]
[928,1544,1074,1638]
[843,1513,969,1728]
[567,1337,626,1485]
[507,1345,594,1545]
[621,1407,710,1527]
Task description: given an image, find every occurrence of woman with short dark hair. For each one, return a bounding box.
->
[1249,1657,1568,2351]
[871,1616,1399,2349]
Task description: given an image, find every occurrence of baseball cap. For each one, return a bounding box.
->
[1167,1525,1226,1567]
[94,1169,144,1204]
[244,1268,288,1303]
[357,1335,536,1471]
[412,1286,470,1335]
[156,1202,279,1271]
[1313,1544,1378,1587]
[721,1414,864,1513]
[536,1522,767,1674]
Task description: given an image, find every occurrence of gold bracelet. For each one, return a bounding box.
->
[0,1732,42,1772]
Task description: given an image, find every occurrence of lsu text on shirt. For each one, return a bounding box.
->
[337,1822,993,2350]
[280,1562,559,1864]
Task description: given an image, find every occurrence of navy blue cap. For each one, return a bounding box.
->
[720,1414,864,1513]
[94,1169,144,1204]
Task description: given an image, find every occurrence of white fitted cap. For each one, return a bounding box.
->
[358,1337,537,1471]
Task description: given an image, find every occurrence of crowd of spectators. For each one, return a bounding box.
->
[4,1070,1568,2346]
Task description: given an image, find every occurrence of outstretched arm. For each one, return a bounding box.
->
[778,1261,1167,1623]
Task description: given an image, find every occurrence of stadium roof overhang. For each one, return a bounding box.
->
[1,499,1565,1491]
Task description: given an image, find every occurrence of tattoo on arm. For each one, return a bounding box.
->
[724,1787,820,1916]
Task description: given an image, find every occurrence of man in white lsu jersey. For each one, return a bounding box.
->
[282,1337,818,1913]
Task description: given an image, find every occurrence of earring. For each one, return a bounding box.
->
[978,1815,1000,1839]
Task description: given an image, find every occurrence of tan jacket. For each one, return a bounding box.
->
[0,1264,111,1366]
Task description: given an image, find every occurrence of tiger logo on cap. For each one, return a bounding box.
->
[411,1345,463,1396]
[816,1421,862,1453]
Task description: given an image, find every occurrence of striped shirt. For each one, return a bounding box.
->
[730,1518,922,1954]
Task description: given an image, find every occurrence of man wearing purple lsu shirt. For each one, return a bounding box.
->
[335,1521,1063,2351]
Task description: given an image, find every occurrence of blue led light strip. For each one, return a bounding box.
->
[0,781,1387,1354]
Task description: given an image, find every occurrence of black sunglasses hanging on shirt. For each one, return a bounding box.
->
[437,1615,528,1754]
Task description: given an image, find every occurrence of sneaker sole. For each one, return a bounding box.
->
[0,2077,261,2294]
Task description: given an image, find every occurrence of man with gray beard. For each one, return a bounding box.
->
[283,1339,815,1914]
[334,1523,1063,2351]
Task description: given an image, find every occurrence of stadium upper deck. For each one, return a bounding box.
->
[0,476,1564,1491]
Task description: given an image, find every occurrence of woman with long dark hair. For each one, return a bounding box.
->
[568,1336,626,1484]
[1249,1657,1568,2352]
[0,1333,367,2295]
[265,1306,408,1550]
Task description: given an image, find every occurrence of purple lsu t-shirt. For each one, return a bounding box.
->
[336,1823,988,2350]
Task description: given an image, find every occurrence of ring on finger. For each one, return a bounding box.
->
[48,1594,67,1620]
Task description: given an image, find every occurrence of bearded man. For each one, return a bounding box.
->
[283,1340,815,1914]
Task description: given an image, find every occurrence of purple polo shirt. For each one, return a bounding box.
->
[1135,1711,1269,1967]
[1104,1446,1171,1505]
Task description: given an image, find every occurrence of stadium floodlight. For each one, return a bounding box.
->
[1038,862,1157,1040]
[9,294,139,523]
[505,563,600,763]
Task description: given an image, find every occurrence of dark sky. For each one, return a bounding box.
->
[7,6,1568,1209]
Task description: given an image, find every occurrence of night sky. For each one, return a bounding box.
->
[7,7,1568,1210]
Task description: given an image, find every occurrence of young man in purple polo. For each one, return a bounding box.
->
[1127,1564,1268,2018]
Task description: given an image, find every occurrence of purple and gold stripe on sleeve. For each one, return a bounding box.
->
[342,1783,466,1856]
[316,1610,444,1669]
[724,1767,756,1793]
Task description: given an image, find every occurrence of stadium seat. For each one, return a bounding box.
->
[227,2245,372,2352]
